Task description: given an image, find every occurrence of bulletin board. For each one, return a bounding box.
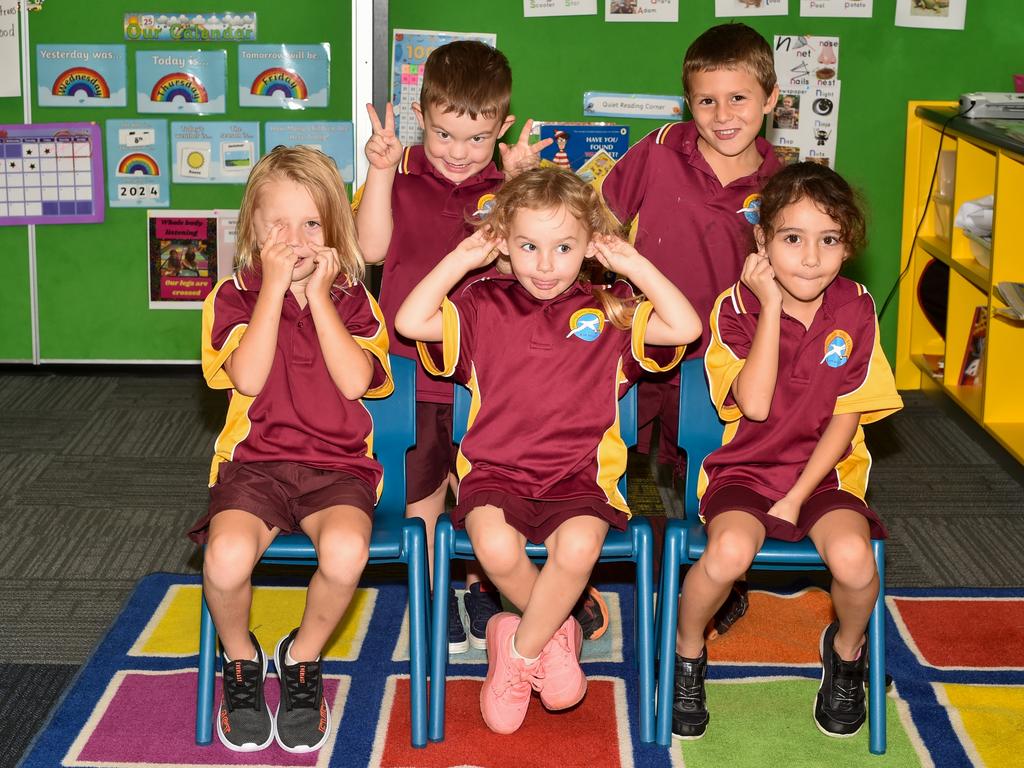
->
[0,1,354,362]
[386,1,1017,360]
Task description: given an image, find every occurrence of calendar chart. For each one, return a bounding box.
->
[0,123,105,226]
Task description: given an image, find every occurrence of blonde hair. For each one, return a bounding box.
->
[480,167,639,329]
[235,146,364,284]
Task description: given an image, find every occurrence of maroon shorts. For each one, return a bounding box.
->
[406,401,458,504]
[188,461,376,545]
[636,375,682,467]
[699,484,888,542]
[455,490,628,545]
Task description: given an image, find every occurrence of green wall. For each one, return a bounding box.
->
[2,2,1017,362]
[389,1,1018,360]
[0,1,350,361]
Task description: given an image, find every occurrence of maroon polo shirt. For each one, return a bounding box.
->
[202,270,392,496]
[599,120,781,358]
[698,277,903,515]
[370,144,504,404]
[418,276,684,510]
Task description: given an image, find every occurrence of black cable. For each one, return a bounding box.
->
[877,101,977,320]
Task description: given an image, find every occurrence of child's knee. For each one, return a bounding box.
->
[826,536,876,589]
[550,531,603,573]
[703,534,757,583]
[203,535,259,587]
[472,531,523,575]
[315,530,370,583]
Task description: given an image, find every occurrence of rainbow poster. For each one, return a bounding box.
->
[238,44,329,109]
[105,119,170,208]
[36,45,127,107]
[136,50,226,114]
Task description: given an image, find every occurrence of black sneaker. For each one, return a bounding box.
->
[711,581,749,637]
[448,587,469,654]
[672,647,709,739]
[216,632,273,752]
[814,621,867,737]
[571,585,609,641]
[464,582,503,650]
[274,628,330,753]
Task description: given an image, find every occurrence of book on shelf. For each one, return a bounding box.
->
[921,353,944,380]
[958,306,988,387]
[994,282,1024,321]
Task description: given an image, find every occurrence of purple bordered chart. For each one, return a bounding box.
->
[0,122,105,226]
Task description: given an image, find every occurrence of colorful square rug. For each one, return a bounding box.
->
[17,575,1024,767]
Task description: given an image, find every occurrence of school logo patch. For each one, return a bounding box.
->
[821,330,853,368]
[474,193,496,218]
[567,308,606,342]
[738,193,762,225]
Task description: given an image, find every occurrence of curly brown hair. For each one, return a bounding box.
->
[757,161,867,257]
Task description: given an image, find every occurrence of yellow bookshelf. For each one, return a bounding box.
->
[897,102,1024,464]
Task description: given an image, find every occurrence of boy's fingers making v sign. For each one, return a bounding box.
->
[365,102,404,170]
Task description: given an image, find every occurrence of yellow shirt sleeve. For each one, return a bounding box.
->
[630,300,685,372]
[353,287,394,399]
[201,279,245,391]
[834,316,903,424]
[704,288,747,422]
[416,297,461,378]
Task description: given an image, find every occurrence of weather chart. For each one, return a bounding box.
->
[0,123,105,225]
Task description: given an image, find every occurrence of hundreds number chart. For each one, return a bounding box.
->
[390,30,496,148]
[0,123,105,226]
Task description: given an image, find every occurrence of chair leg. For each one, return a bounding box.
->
[633,520,655,743]
[405,520,429,748]
[869,539,887,755]
[428,515,454,742]
[655,521,685,746]
[195,591,217,745]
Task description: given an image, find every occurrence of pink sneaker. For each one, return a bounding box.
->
[479,612,540,734]
[538,616,587,710]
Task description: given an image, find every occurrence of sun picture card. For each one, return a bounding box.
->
[36,44,127,108]
[171,121,259,184]
[264,121,354,182]
[105,119,169,208]
[895,0,967,30]
[135,49,226,114]
[238,43,330,110]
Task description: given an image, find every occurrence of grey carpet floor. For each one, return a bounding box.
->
[0,368,1022,766]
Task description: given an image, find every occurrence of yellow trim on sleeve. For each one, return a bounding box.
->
[834,318,903,424]
[201,279,246,390]
[704,290,746,422]
[630,301,684,373]
[415,297,460,378]
[350,182,365,213]
[354,287,394,399]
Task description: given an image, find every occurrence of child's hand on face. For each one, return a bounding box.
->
[364,102,404,171]
[451,229,501,272]
[260,224,297,293]
[766,496,800,526]
[498,119,553,179]
[306,244,342,300]
[591,233,642,277]
[741,249,782,309]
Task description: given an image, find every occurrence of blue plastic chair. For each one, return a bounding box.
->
[195,355,431,748]
[428,384,655,743]
[654,358,887,753]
